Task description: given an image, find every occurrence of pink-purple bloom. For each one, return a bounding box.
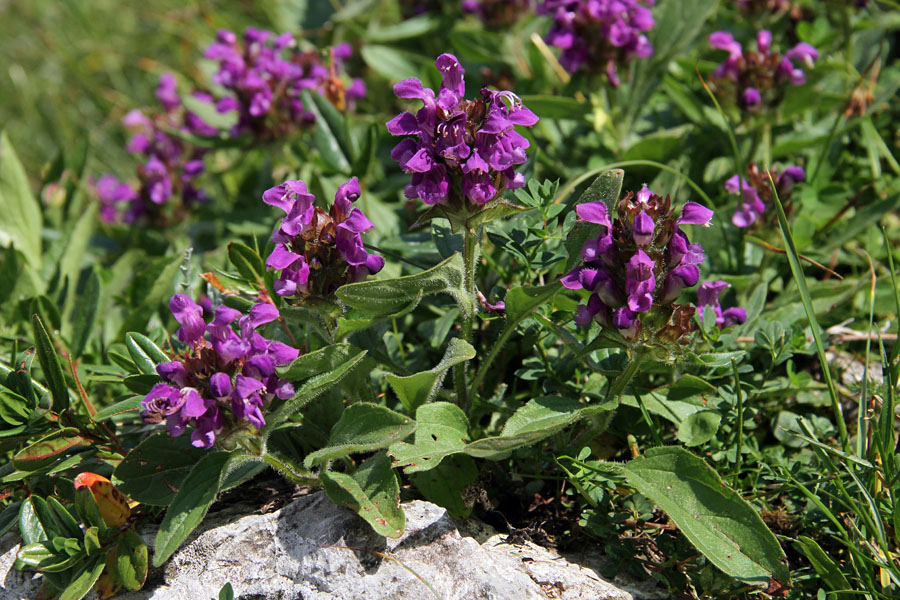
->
[537,0,655,85]
[264,178,385,298]
[709,30,818,111]
[387,53,538,207]
[726,163,805,228]
[204,29,366,140]
[697,281,746,329]
[141,294,300,448]
[563,183,713,342]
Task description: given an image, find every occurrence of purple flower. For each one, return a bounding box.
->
[263,178,384,298]
[564,182,710,344]
[93,175,138,223]
[537,0,656,83]
[726,163,805,228]
[709,29,817,111]
[697,280,746,329]
[142,296,301,448]
[156,73,180,111]
[387,53,537,207]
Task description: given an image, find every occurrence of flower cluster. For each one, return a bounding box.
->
[708,30,818,111]
[537,0,655,85]
[205,29,366,140]
[563,185,714,342]
[387,53,538,207]
[264,178,385,298]
[142,295,299,448]
[697,281,746,329]
[462,0,532,27]
[727,163,805,227]
[96,74,214,224]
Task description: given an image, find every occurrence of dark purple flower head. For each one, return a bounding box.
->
[563,182,715,343]
[263,178,385,299]
[726,163,805,228]
[387,53,538,208]
[141,295,300,448]
[708,29,817,111]
[204,28,366,140]
[537,0,655,84]
[698,280,746,329]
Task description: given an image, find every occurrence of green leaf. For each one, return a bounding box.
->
[32,313,69,412]
[321,451,405,538]
[504,282,562,323]
[70,267,100,358]
[302,89,351,172]
[74,486,108,533]
[386,339,475,413]
[676,411,721,447]
[389,402,470,473]
[0,387,31,426]
[0,501,22,538]
[123,373,161,394]
[265,349,368,429]
[337,253,472,318]
[125,332,170,376]
[465,397,609,459]
[360,45,426,80]
[114,432,207,506]
[304,403,416,467]
[31,294,62,332]
[93,396,143,422]
[465,201,533,230]
[278,343,359,380]
[624,446,789,585]
[57,202,97,314]
[47,497,82,540]
[563,174,624,272]
[13,427,85,471]
[0,130,42,269]
[19,497,48,544]
[219,582,235,600]
[16,542,56,567]
[793,536,849,592]
[361,14,441,42]
[153,451,231,567]
[117,529,148,591]
[518,95,591,120]
[409,454,477,519]
[83,527,101,556]
[59,556,105,600]
[227,241,265,285]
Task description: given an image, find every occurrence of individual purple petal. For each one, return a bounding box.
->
[169,294,206,345]
[180,388,207,419]
[246,303,279,329]
[756,30,772,54]
[209,372,233,398]
[576,201,612,228]
[636,184,653,204]
[632,212,655,247]
[722,307,747,328]
[677,202,714,227]
[157,362,188,386]
[156,73,180,111]
[435,54,465,101]
[661,265,700,303]
[334,177,361,216]
[235,374,266,399]
[625,250,656,313]
[742,87,762,109]
[561,267,585,290]
[266,244,302,270]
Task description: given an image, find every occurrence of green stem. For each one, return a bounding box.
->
[731,358,744,483]
[261,451,320,486]
[454,227,479,410]
[605,349,645,402]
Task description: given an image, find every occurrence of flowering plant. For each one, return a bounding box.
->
[727,163,805,227]
[142,294,299,448]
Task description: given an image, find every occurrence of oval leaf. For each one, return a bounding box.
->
[32,313,69,412]
[386,339,475,413]
[624,446,789,585]
[13,427,85,471]
[304,403,416,468]
[321,451,405,538]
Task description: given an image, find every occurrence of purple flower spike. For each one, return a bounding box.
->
[565,182,710,344]
[156,73,180,112]
[538,0,655,82]
[142,294,301,449]
[709,29,817,112]
[387,53,536,207]
[264,178,384,298]
[727,163,803,228]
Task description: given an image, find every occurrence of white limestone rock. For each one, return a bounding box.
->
[1,492,636,600]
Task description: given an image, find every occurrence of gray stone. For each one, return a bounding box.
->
[1,492,637,600]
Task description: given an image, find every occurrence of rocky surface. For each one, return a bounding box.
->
[0,491,642,600]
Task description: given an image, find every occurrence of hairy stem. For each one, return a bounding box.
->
[454,227,479,411]
[261,451,319,486]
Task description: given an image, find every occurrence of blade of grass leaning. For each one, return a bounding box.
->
[767,172,849,452]
[882,227,900,379]
[857,250,876,459]
[553,160,715,208]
